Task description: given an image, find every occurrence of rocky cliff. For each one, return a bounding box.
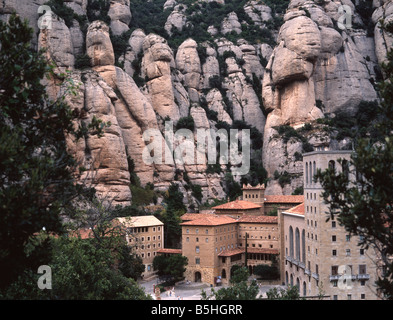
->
[1,0,391,207]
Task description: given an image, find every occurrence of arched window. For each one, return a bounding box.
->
[303,282,307,297]
[328,160,335,171]
[295,228,300,261]
[342,159,349,179]
[305,162,309,184]
[289,226,294,258]
[302,229,306,263]
[285,272,289,286]
[309,162,312,184]
[313,161,316,182]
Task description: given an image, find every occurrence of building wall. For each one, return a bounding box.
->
[238,222,279,251]
[127,224,164,276]
[182,223,238,285]
[282,151,379,300]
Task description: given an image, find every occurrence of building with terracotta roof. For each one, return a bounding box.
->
[116,216,164,278]
[179,211,281,285]
[210,200,262,217]
[212,184,303,216]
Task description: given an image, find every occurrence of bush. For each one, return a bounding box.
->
[176,116,195,131]
[254,264,280,280]
[75,54,92,70]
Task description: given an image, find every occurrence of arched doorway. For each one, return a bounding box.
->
[221,269,227,279]
[195,271,202,283]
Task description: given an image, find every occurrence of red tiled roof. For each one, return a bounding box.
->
[217,247,279,257]
[157,248,182,254]
[286,203,305,215]
[237,215,278,224]
[218,248,244,257]
[181,213,212,221]
[247,248,279,255]
[264,195,304,204]
[213,200,261,210]
[180,215,237,226]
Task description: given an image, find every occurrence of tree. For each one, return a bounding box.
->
[266,285,303,300]
[201,267,259,300]
[153,254,188,280]
[315,23,393,299]
[0,15,108,294]
[160,183,186,248]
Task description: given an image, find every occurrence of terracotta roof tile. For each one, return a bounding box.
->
[180,215,237,226]
[213,200,261,210]
[247,248,279,255]
[217,247,279,256]
[286,203,305,215]
[181,213,212,221]
[218,248,244,257]
[264,195,304,204]
[237,215,278,223]
[157,248,182,254]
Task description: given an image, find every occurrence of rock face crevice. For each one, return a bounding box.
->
[1,0,389,205]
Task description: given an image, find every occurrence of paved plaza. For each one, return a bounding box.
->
[138,276,284,300]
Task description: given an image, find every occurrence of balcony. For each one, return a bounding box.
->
[357,274,370,280]
[329,274,340,281]
[304,269,311,276]
[329,274,367,281]
[312,272,319,280]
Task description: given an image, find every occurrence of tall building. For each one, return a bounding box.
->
[280,150,379,300]
[116,216,164,278]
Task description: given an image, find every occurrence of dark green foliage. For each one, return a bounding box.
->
[206,164,222,175]
[44,0,77,28]
[224,172,242,201]
[202,267,259,300]
[74,54,92,70]
[292,186,304,195]
[266,285,304,300]
[191,184,203,202]
[254,264,280,280]
[129,0,171,38]
[153,254,188,280]
[86,0,111,24]
[176,116,195,131]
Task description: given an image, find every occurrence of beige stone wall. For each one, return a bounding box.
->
[127,224,164,276]
[182,223,238,285]
[238,222,279,250]
[282,151,380,300]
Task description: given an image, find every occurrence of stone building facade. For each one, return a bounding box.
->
[280,151,379,300]
[116,216,164,278]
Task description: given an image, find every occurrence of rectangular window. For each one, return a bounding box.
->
[331,266,338,275]
[332,235,336,241]
[332,250,337,256]
[196,246,200,253]
[195,258,200,265]
[359,265,367,275]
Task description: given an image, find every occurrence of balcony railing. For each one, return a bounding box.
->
[329,274,370,281]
